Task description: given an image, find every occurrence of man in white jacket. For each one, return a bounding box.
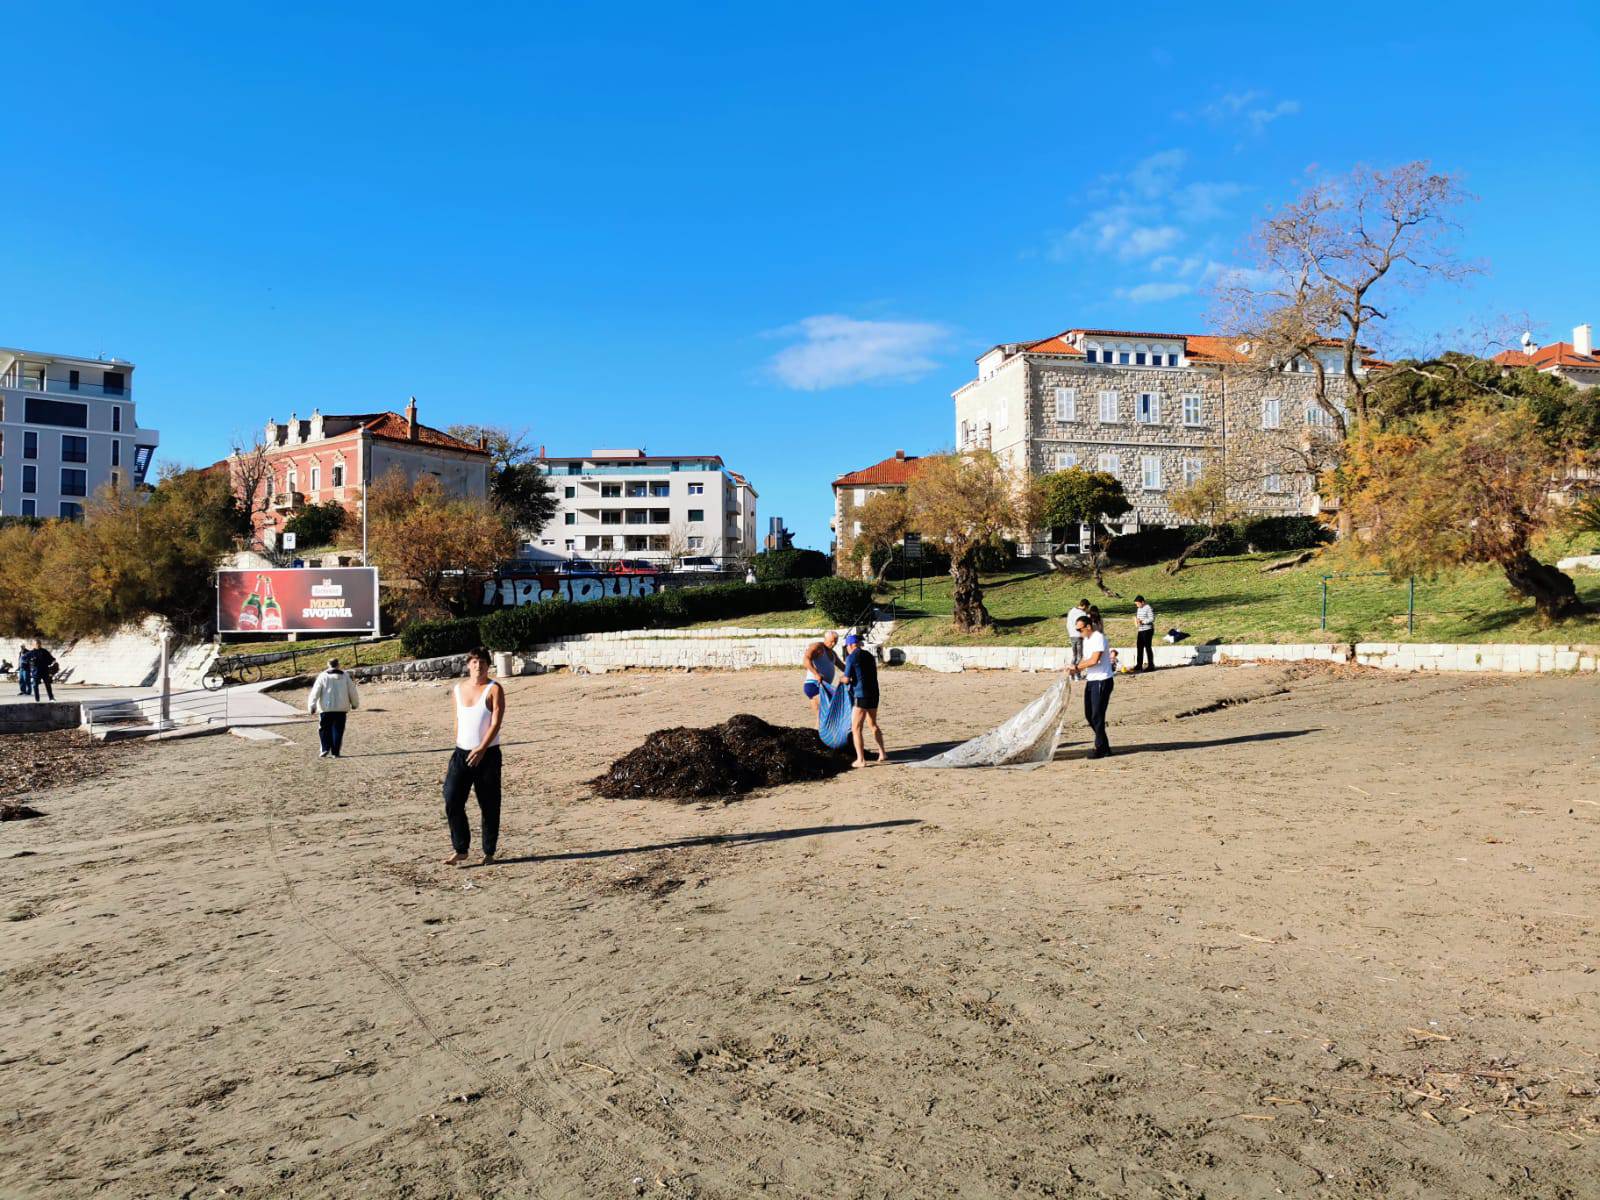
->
[307,658,360,758]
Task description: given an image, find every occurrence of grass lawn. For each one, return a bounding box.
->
[215,633,407,681]
[883,542,1600,648]
[682,606,824,631]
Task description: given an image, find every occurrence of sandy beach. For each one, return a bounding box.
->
[3,663,1597,1198]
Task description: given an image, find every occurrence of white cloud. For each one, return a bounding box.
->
[766,315,947,391]
[1198,90,1262,122]
[1115,282,1193,303]
[1125,225,1184,257]
[1127,149,1188,198]
[1187,90,1302,137]
[1173,181,1246,223]
[1246,99,1301,134]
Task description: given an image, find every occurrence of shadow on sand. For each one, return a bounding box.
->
[477,818,922,868]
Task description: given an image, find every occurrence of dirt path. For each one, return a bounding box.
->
[1,665,1596,1198]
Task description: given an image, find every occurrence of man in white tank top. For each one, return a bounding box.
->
[443,647,507,866]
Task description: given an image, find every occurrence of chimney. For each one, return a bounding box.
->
[478,434,488,450]
[1575,324,1594,357]
[894,449,906,459]
[405,396,419,442]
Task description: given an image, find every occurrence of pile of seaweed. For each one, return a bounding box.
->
[592,714,851,800]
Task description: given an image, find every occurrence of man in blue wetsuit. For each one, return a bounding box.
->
[801,630,845,724]
[842,633,886,768]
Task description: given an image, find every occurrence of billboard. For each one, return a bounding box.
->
[217,568,379,635]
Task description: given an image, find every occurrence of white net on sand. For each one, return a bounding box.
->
[908,679,1069,770]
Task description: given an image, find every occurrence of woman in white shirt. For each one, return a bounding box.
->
[443,647,508,866]
[1073,615,1115,758]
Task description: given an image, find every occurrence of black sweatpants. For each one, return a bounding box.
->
[443,746,502,857]
[1135,627,1155,671]
[1083,678,1114,754]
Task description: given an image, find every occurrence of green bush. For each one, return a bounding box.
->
[284,501,347,549]
[401,616,481,658]
[480,580,809,651]
[752,548,832,582]
[1238,516,1331,552]
[806,577,875,626]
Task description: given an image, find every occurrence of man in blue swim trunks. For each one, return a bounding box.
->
[842,633,886,768]
[802,630,845,723]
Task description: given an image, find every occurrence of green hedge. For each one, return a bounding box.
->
[1239,515,1331,552]
[400,616,482,658]
[806,577,875,626]
[752,548,832,582]
[1110,516,1329,565]
[479,580,809,651]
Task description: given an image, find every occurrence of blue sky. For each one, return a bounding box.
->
[4,1,1597,550]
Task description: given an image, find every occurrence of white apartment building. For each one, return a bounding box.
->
[0,347,160,519]
[532,449,757,565]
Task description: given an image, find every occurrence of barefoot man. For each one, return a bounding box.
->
[801,630,845,724]
[443,646,506,867]
[842,633,886,768]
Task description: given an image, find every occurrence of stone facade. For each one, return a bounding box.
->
[953,329,1355,547]
[831,451,922,576]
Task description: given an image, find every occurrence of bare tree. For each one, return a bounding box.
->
[1216,161,1477,435]
[228,432,276,553]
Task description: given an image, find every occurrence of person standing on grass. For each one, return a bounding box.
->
[801,630,845,724]
[306,658,360,758]
[1134,595,1156,673]
[842,633,886,768]
[444,646,507,867]
[29,642,57,702]
[1066,598,1089,670]
[1073,615,1115,758]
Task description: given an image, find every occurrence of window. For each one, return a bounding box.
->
[23,431,37,459]
[564,485,575,498]
[1305,403,1334,428]
[1053,387,1077,422]
[687,509,704,523]
[627,482,648,498]
[1264,471,1285,494]
[601,483,621,497]
[564,512,576,525]
[1097,452,1119,476]
[1141,455,1162,491]
[688,482,704,495]
[852,521,862,535]
[626,510,649,524]
[564,539,575,550]
[331,463,344,487]
[102,371,125,396]
[997,403,1009,431]
[601,511,622,525]
[853,488,865,505]
[1098,390,1119,424]
[650,482,670,497]
[61,469,88,497]
[1182,394,1202,426]
[1117,350,1130,365]
[112,405,122,431]
[69,369,80,391]
[23,465,37,494]
[111,441,121,467]
[687,536,704,550]
[310,464,321,491]
[25,398,88,427]
[60,502,84,520]
[1136,392,1160,424]
[1183,457,1203,487]
[110,470,121,489]
[1261,397,1281,429]
[567,463,581,475]
[61,435,88,463]
[21,499,35,517]
[286,467,297,492]
[1055,450,1078,470]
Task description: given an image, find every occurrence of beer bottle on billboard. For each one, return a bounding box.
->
[261,575,284,632]
[237,575,264,631]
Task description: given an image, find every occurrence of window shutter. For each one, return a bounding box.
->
[1054,387,1076,422]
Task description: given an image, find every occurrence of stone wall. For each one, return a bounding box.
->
[0,702,82,732]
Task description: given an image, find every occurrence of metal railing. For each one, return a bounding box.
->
[207,635,394,688]
[1,374,127,398]
[82,687,230,735]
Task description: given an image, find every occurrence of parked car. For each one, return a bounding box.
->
[609,558,660,575]
[676,556,722,573]
[559,557,603,576]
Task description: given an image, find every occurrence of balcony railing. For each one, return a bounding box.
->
[270,491,305,511]
[0,373,128,398]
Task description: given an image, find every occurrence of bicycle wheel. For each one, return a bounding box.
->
[238,663,262,683]
[202,671,225,692]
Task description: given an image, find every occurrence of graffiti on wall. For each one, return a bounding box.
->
[482,572,659,608]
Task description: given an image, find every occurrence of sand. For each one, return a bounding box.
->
[1,664,1596,1198]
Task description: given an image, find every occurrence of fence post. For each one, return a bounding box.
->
[1408,576,1415,635]
[157,629,174,731]
[1320,577,1328,631]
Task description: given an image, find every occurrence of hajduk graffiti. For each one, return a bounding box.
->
[482,572,659,608]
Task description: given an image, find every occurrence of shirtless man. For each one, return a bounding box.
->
[801,630,845,723]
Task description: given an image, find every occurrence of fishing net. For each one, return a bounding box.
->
[816,679,855,750]
[908,679,1069,770]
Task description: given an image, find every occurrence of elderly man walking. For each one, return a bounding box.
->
[307,658,360,758]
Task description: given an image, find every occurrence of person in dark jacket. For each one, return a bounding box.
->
[842,633,886,768]
[16,644,31,695]
[29,642,57,702]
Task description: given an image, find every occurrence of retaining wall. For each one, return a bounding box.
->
[0,702,82,733]
[1353,642,1599,673]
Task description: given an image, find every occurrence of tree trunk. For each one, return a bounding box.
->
[1165,529,1223,576]
[1501,551,1584,621]
[950,554,992,632]
[1089,523,1123,598]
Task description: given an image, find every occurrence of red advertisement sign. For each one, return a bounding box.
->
[217,568,380,635]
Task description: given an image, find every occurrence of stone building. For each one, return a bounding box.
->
[830,450,922,573]
[952,327,1367,550]
[1491,324,1599,389]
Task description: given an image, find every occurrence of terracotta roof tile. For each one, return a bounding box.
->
[833,453,923,488]
[343,412,490,454]
[1492,342,1600,372]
